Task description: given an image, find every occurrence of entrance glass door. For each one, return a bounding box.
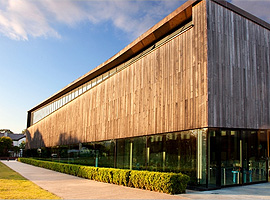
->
[208,129,268,189]
[242,130,267,183]
[220,130,241,186]
[208,130,241,188]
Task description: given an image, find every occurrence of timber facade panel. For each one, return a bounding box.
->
[207,0,270,129]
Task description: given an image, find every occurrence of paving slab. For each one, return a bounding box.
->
[183,182,270,199]
[1,161,187,199]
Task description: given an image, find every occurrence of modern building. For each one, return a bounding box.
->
[26,0,270,190]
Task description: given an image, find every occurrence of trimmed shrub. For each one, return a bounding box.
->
[112,169,130,186]
[128,170,189,194]
[18,158,189,194]
[96,168,113,183]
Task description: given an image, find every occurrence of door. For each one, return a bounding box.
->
[242,130,268,184]
[220,130,241,186]
[208,130,241,187]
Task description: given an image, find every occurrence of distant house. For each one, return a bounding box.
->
[0,132,26,157]
[0,132,26,147]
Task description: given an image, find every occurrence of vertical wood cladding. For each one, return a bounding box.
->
[207,1,270,129]
[27,1,208,148]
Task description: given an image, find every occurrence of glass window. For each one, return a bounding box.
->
[45,105,49,116]
[132,136,146,170]
[221,130,241,186]
[196,129,207,186]
[92,78,97,87]
[116,139,131,169]
[58,99,61,108]
[110,68,116,76]
[96,76,102,84]
[242,130,267,183]
[62,96,66,105]
[82,83,87,93]
[87,81,92,90]
[53,101,56,110]
[70,92,73,99]
[52,102,55,112]
[74,89,79,98]
[65,95,68,104]
[67,144,80,164]
[68,92,72,101]
[179,131,197,184]
[58,146,68,160]
[79,143,96,166]
[65,94,68,103]
[147,135,165,171]
[51,102,54,112]
[95,140,115,168]
[103,72,109,80]
[48,104,51,113]
[165,133,180,172]
[59,98,63,107]
[78,86,83,95]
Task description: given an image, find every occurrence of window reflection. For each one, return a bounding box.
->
[95,140,115,168]
[116,139,131,169]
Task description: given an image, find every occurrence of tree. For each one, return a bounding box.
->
[13,146,20,155]
[0,136,13,156]
[19,141,26,149]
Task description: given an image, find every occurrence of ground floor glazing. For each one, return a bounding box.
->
[26,128,269,189]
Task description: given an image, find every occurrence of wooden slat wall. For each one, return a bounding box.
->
[207,1,270,129]
[26,1,208,149]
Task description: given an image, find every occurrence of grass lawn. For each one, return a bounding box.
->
[0,162,60,199]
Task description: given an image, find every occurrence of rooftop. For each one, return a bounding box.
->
[0,133,26,141]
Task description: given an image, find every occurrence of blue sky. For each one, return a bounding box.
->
[0,0,269,133]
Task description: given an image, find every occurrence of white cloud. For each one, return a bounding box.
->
[0,0,183,41]
[229,0,270,23]
[0,0,60,40]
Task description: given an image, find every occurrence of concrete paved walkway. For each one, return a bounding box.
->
[2,160,270,199]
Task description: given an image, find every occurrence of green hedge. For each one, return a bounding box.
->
[18,158,189,194]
